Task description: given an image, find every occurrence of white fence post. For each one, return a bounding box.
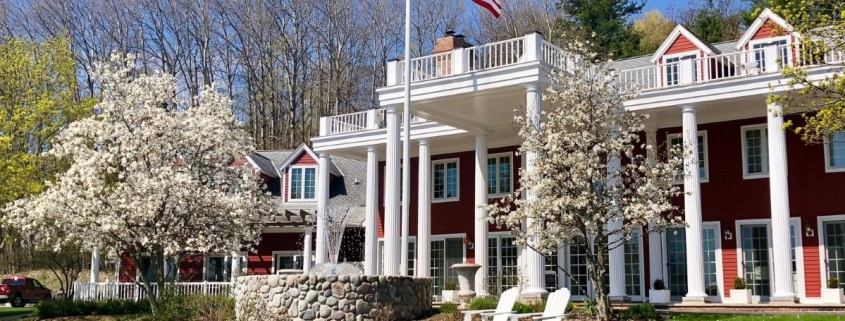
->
[386,59,402,86]
[522,31,544,62]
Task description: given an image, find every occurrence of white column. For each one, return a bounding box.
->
[384,106,401,276]
[767,102,796,302]
[681,106,709,303]
[90,247,100,282]
[417,139,431,278]
[474,134,489,295]
[521,83,549,298]
[364,146,379,275]
[608,150,628,301]
[303,226,313,273]
[316,152,331,265]
[231,251,241,280]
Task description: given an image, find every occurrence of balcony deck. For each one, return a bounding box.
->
[318,36,845,138]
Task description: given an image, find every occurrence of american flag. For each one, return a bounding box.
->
[472,0,502,18]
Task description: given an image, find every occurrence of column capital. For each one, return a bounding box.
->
[304,226,313,233]
[417,138,429,145]
[367,145,378,152]
[680,105,697,113]
[319,151,331,158]
[525,82,541,92]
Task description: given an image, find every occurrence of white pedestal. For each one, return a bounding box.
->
[728,289,752,304]
[822,288,845,304]
[649,290,671,304]
[451,263,481,306]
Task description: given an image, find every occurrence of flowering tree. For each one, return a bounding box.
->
[487,51,685,320]
[2,53,271,313]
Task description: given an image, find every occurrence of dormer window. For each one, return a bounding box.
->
[664,53,698,86]
[751,38,789,71]
[289,166,317,201]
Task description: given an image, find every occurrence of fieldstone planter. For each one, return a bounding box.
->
[451,263,481,306]
[649,290,671,304]
[822,288,845,304]
[728,289,752,304]
[234,274,433,321]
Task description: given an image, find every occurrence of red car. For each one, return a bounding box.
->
[0,277,52,307]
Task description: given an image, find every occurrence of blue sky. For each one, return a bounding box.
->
[642,0,682,14]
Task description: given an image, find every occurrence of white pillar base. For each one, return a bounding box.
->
[681,295,711,304]
[520,287,550,299]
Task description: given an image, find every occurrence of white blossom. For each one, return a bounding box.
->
[487,45,687,321]
[2,53,271,310]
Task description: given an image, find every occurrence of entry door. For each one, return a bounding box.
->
[665,228,687,300]
[825,221,845,289]
[431,238,464,295]
[741,224,771,297]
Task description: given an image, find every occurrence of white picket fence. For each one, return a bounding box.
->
[73,281,232,301]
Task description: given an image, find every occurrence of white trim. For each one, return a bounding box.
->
[203,252,247,281]
[271,251,307,274]
[650,25,714,64]
[823,133,845,173]
[817,214,845,297]
[733,218,804,300]
[702,221,725,303]
[287,165,319,202]
[740,124,770,179]
[432,158,460,202]
[735,8,797,51]
[487,152,514,198]
[667,130,709,184]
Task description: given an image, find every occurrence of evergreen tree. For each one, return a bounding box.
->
[557,0,644,59]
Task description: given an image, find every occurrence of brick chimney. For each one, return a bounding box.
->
[432,31,473,77]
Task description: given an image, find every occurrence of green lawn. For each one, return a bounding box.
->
[668,314,845,321]
[0,307,36,317]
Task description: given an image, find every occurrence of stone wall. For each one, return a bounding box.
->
[234,274,433,321]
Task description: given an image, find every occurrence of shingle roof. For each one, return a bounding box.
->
[250,151,293,177]
[255,148,368,228]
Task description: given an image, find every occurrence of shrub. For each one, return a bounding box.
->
[620,303,658,320]
[565,301,574,313]
[829,277,841,289]
[444,281,458,291]
[733,277,747,290]
[652,279,665,290]
[150,294,236,321]
[512,302,534,314]
[468,296,498,310]
[35,299,151,319]
[528,299,546,313]
[439,302,458,314]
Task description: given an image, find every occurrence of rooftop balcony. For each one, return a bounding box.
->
[316,34,845,142]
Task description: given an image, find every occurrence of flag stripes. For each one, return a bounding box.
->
[472,0,502,18]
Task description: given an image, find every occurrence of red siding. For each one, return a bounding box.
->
[377,146,521,262]
[751,19,786,40]
[248,232,313,275]
[665,36,698,55]
[283,151,319,202]
[659,115,845,298]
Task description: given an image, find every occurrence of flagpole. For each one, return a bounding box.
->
[399,0,412,276]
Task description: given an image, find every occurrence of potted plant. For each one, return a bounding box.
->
[649,279,671,304]
[822,277,845,304]
[729,277,752,304]
[442,281,458,303]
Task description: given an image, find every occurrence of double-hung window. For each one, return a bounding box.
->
[433,159,459,201]
[289,166,316,200]
[826,132,845,172]
[668,132,708,182]
[487,154,512,196]
[742,125,769,178]
[664,54,698,86]
[752,39,789,71]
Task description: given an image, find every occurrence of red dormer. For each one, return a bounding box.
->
[275,144,341,203]
[735,8,800,72]
[650,25,716,86]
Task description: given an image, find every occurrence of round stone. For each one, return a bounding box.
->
[355,299,370,314]
[339,299,348,309]
[298,299,308,312]
[332,282,346,298]
[305,290,319,303]
[364,294,373,301]
[350,275,360,285]
[327,297,339,307]
[345,293,358,300]
[318,295,327,304]
[320,305,332,318]
[289,288,300,297]
[301,309,316,320]
[324,289,332,297]
[260,285,270,293]
[345,312,355,321]
[268,275,280,287]
[332,310,345,320]
[356,283,370,293]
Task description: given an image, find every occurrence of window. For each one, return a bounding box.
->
[826,132,845,172]
[742,126,769,178]
[289,167,317,200]
[624,232,642,297]
[376,239,416,277]
[488,235,519,295]
[140,256,176,282]
[664,54,698,86]
[273,251,304,273]
[751,39,789,71]
[668,132,708,182]
[544,251,559,292]
[487,154,512,196]
[433,159,459,200]
[568,236,590,297]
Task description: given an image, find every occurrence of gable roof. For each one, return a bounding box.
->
[650,24,717,63]
[276,143,342,176]
[248,151,292,178]
[735,8,796,50]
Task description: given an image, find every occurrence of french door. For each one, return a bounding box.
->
[825,221,845,289]
[663,225,722,302]
[431,238,464,294]
[740,224,771,298]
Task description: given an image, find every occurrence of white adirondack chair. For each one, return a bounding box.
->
[505,288,571,321]
[461,287,520,321]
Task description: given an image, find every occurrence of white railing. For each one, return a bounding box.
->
[321,108,430,135]
[73,281,232,301]
[618,44,845,92]
[399,51,454,83]
[542,41,574,72]
[467,37,525,72]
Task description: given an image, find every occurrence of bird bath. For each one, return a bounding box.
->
[451,263,481,306]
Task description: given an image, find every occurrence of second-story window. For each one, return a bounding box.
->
[668,132,708,182]
[664,54,698,86]
[433,159,459,201]
[290,167,317,200]
[752,39,789,71]
[742,125,770,178]
[827,132,845,172]
[487,154,512,196]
